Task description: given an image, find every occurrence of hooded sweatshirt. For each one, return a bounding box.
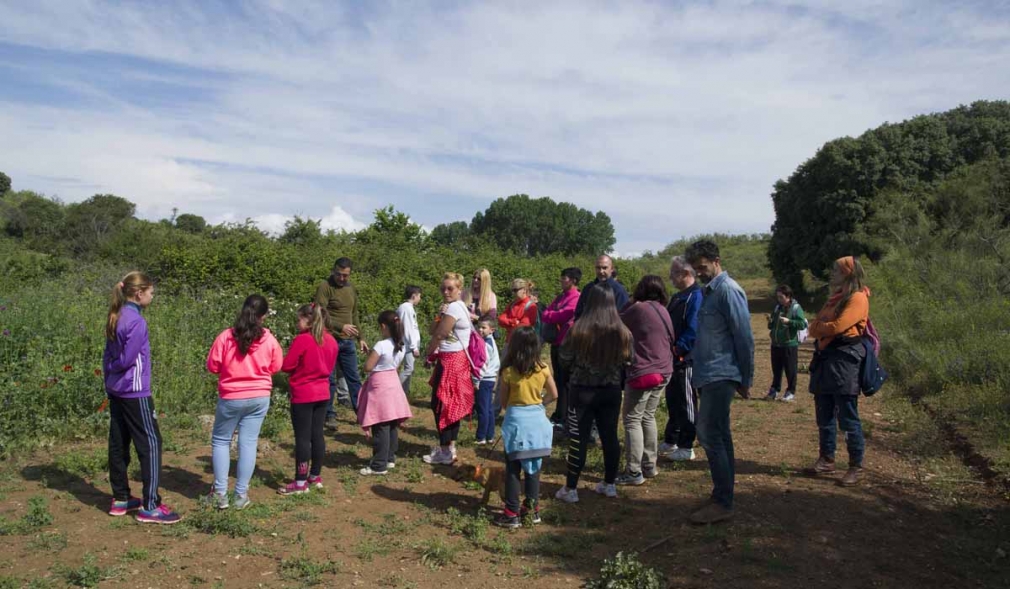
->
[103,303,152,398]
[541,288,580,345]
[620,300,675,381]
[207,328,283,399]
[282,331,339,404]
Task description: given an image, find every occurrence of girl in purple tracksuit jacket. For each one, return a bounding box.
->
[102,272,181,525]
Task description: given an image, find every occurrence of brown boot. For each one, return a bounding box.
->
[689,502,734,525]
[804,456,836,475]
[839,466,863,487]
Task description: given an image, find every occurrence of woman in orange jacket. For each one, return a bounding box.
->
[805,256,870,487]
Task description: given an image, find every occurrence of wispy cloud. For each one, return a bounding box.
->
[1,1,1008,254]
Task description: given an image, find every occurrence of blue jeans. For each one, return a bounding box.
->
[211,396,270,496]
[697,380,736,509]
[815,394,865,466]
[475,379,496,441]
[328,339,362,417]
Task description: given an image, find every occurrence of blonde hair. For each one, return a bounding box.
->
[510,278,535,293]
[297,304,328,346]
[106,271,153,340]
[472,268,494,315]
[442,272,464,290]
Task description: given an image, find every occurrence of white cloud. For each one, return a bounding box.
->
[0,1,1008,252]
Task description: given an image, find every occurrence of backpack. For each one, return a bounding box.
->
[859,318,887,396]
[454,302,487,379]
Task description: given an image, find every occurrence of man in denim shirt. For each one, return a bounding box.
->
[685,240,754,524]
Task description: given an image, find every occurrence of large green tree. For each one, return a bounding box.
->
[469,194,615,257]
[175,213,207,234]
[64,194,136,254]
[0,172,10,194]
[769,100,1010,288]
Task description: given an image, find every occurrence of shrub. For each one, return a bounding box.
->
[585,551,665,589]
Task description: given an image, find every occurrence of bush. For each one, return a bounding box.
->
[585,551,665,589]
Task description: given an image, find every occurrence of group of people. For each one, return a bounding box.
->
[101,241,874,528]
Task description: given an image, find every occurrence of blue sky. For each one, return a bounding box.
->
[1,1,1009,256]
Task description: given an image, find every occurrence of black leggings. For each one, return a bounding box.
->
[505,459,540,514]
[771,346,799,393]
[565,385,622,488]
[430,386,461,446]
[291,401,327,481]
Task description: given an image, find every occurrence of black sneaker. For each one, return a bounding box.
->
[494,509,521,529]
[521,500,541,524]
[324,416,339,431]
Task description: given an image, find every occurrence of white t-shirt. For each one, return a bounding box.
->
[439,300,473,353]
[372,338,406,372]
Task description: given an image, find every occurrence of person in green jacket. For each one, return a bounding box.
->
[765,285,807,402]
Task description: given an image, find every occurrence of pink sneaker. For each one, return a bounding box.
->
[109,497,142,516]
[307,475,323,489]
[135,504,182,525]
[277,481,310,496]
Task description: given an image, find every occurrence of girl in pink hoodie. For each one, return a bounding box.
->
[206,295,283,510]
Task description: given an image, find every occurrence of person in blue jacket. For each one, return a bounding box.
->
[660,255,704,461]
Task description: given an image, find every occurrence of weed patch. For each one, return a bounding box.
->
[417,538,458,570]
[585,551,665,589]
[278,554,339,586]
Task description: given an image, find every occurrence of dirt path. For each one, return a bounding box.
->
[2,297,1009,588]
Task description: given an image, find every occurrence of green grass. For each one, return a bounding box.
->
[417,538,458,570]
[27,530,67,553]
[56,553,122,588]
[278,554,340,586]
[0,495,53,536]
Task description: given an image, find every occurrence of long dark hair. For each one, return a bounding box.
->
[377,310,405,354]
[564,285,632,367]
[632,275,668,306]
[501,326,546,376]
[232,295,269,355]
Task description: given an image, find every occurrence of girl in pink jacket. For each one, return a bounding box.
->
[205,295,283,510]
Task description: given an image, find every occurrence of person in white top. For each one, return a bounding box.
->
[422,273,475,464]
[356,310,413,476]
[396,286,422,396]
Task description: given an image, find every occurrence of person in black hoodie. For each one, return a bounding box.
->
[660,256,703,461]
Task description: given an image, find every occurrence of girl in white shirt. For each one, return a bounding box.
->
[356,310,413,475]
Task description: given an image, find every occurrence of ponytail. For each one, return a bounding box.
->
[297,303,328,346]
[106,271,153,340]
[377,310,404,354]
[233,295,269,355]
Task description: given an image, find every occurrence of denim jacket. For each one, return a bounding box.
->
[691,272,754,390]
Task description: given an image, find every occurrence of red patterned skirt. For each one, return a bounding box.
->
[429,350,475,432]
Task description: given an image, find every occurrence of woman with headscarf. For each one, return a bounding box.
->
[805,256,870,487]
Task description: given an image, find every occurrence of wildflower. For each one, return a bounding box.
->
[2,329,8,337]
[94,369,102,377]
[0,305,6,311]
[63,364,74,372]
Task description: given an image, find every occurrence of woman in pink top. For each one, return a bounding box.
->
[278,304,338,495]
[206,295,283,510]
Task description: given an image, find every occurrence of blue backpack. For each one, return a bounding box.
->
[859,319,888,396]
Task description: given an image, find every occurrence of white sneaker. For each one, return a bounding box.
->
[554,486,579,503]
[386,462,396,470]
[594,482,618,498]
[422,448,454,465]
[475,439,487,445]
[668,448,696,461]
[658,441,678,454]
[359,467,388,476]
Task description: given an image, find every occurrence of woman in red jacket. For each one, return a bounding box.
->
[498,278,538,346]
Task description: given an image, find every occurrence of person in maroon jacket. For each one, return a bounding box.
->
[616,275,675,486]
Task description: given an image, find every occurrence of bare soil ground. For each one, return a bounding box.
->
[2,293,1009,588]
